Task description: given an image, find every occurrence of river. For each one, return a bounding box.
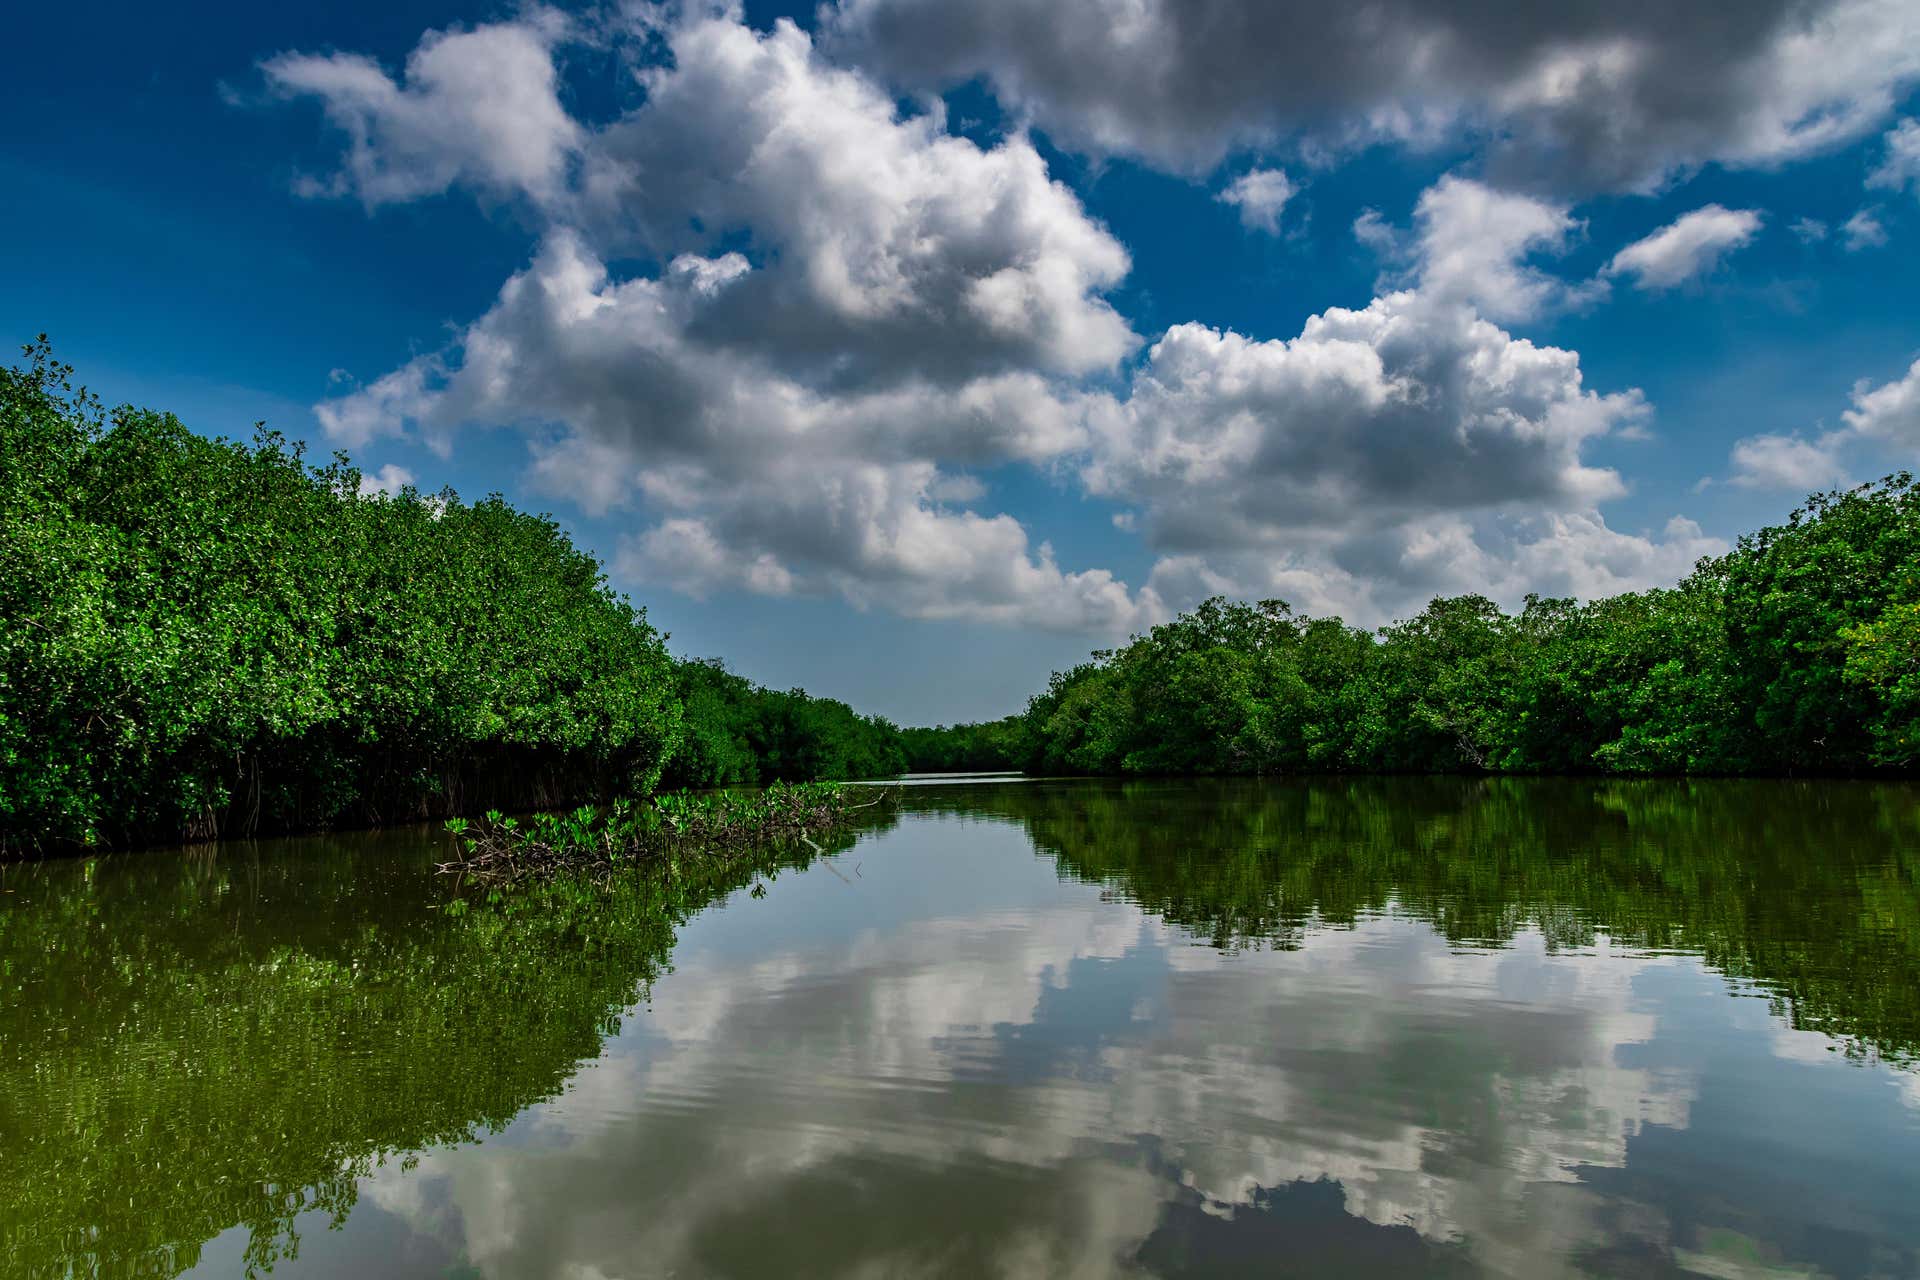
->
[5,776,1919,1278]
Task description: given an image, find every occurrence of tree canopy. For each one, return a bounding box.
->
[906,478,1920,778]
[0,341,896,850]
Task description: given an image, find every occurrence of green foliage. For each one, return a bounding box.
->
[444,782,887,879]
[0,342,916,850]
[9,336,1915,848]
[898,716,1028,773]
[661,658,905,787]
[1718,475,1920,770]
[1,339,682,848]
[904,477,1920,779]
[1843,577,1920,767]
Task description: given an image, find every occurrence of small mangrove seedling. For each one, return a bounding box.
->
[438,782,894,882]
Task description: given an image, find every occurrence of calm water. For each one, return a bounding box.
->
[5,778,1920,1279]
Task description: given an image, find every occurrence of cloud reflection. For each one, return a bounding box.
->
[343,816,1829,1279]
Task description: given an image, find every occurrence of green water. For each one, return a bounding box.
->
[5,777,1920,1279]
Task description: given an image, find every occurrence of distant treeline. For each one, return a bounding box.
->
[905,477,1920,778]
[663,658,904,789]
[1,340,899,850]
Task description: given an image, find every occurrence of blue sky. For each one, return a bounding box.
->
[6,0,1919,723]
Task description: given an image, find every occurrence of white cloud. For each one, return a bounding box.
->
[355,462,416,497]
[1867,117,1920,194]
[284,18,1727,635]
[275,10,1138,390]
[1405,176,1592,322]
[1603,205,1764,290]
[613,458,1165,630]
[620,518,798,599]
[1075,283,1697,624]
[316,359,440,450]
[822,0,1920,190]
[1728,432,1850,491]
[1084,291,1634,534]
[1351,209,1397,255]
[1842,206,1890,251]
[1843,354,1920,446]
[290,11,1161,634]
[1727,355,1920,489]
[318,228,1161,633]
[1217,168,1297,234]
[262,13,581,207]
[581,13,1138,387]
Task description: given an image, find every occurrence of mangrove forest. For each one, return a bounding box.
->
[4,338,1918,852]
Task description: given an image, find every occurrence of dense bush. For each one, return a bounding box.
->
[1,340,685,849]
[907,475,1920,778]
[661,657,905,787]
[0,341,921,850]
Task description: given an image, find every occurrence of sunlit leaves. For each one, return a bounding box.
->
[1,342,681,848]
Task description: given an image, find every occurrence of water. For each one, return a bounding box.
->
[5,777,1919,1279]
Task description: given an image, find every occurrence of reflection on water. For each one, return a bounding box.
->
[3,778,1918,1278]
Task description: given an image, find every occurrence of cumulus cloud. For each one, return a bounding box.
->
[316,227,1161,633]
[580,13,1139,388]
[316,359,441,451]
[1083,294,1634,534]
[1867,117,1920,194]
[1217,168,1297,234]
[1843,355,1920,445]
[289,11,1163,633]
[609,456,1164,630]
[1075,287,1705,624]
[618,518,798,599]
[821,0,1920,190]
[1403,176,1592,321]
[283,15,1725,634]
[1602,205,1764,290]
[262,12,581,206]
[1727,355,1920,489]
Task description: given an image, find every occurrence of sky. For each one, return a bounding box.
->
[5,0,1920,724]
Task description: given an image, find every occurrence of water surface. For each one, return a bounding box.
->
[5,777,1919,1278]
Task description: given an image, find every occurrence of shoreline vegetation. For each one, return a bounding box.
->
[905,467,1917,778]
[3,341,902,852]
[438,782,893,882]
[5,338,1918,852]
